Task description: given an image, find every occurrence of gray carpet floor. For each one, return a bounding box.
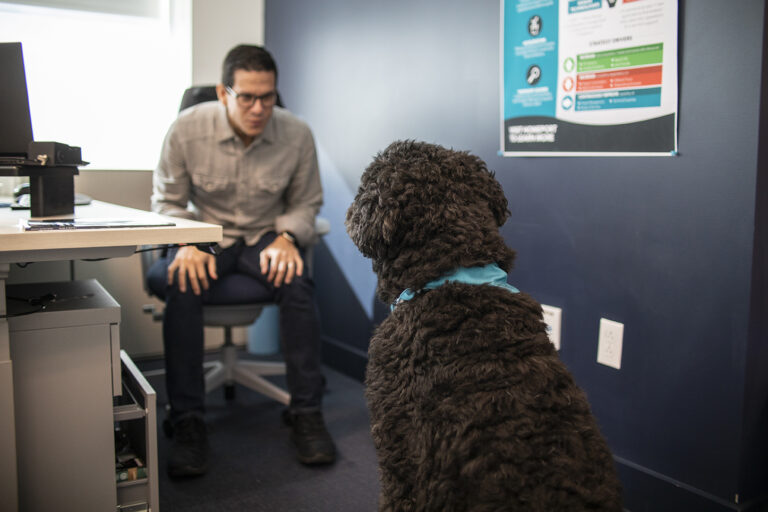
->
[138,354,380,511]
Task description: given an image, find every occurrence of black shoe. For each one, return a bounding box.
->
[167,413,209,477]
[283,410,337,465]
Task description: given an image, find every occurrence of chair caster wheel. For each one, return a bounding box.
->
[224,384,235,400]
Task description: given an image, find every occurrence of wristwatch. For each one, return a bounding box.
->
[279,231,297,245]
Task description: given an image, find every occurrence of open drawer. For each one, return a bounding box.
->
[114,350,159,512]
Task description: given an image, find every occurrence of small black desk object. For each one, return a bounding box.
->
[23,164,79,218]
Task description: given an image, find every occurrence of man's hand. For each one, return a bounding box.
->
[168,245,218,295]
[260,235,303,287]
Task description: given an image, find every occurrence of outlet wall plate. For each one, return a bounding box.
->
[597,317,624,369]
[541,304,562,350]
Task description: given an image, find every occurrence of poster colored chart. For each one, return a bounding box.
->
[501,0,678,156]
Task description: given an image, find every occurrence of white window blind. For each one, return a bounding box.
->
[0,0,191,170]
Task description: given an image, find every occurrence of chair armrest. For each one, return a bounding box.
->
[315,217,330,237]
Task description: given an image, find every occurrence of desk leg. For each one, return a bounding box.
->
[0,263,19,512]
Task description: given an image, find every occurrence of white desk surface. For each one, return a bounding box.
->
[0,200,222,263]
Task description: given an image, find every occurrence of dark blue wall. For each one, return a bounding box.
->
[266,0,768,510]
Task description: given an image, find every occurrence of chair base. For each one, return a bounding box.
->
[142,343,291,406]
[204,343,290,405]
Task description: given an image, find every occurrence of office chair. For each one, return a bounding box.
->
[143,84,323,406]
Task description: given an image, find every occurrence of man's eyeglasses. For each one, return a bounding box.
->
[225,87,277,108]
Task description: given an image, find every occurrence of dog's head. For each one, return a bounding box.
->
[346,140,516,303]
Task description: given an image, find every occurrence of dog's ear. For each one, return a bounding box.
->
[345,181,403,260]
[346,141,417,260]
[456,152,510,227]
[485,170,510,227]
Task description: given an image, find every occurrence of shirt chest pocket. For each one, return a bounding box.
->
[191,172,231,195]
[252,172,291,196]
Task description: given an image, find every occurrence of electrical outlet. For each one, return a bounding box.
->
[541,304,562,350]
[597,318,623,369]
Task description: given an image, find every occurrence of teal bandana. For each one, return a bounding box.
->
[391,263,519,311]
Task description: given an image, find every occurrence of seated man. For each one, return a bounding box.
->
[148,44,335,477]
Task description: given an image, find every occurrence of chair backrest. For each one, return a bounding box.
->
[179,85,218,112]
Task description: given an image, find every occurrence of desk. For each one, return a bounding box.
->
[0,200,221,511]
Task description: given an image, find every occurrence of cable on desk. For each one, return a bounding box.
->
[136,242,220,255]
[80,242,220,261]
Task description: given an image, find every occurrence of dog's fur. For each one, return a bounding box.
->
[346,141,623,511]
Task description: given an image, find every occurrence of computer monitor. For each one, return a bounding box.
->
[0,42,34,161]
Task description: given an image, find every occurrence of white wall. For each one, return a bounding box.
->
[8,1,266,358]
[192,0,265,84]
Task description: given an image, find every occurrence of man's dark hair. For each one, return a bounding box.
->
[221,44,278,87]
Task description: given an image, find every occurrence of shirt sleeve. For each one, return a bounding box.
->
[151,120,196,220]
[274,129,323,247]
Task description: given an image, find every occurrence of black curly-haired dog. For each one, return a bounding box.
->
[346,140,622,511]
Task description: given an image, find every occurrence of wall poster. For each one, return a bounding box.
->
[501,0,678,156]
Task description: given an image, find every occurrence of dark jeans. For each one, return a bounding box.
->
[146,233,324,420]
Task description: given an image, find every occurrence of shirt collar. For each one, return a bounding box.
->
[213,103,235,144]
[391,263,519,311]
[213,103,277,147]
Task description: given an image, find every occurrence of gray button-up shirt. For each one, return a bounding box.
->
[151,101,323,248]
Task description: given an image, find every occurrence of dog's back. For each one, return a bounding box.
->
[365,283,623,512]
